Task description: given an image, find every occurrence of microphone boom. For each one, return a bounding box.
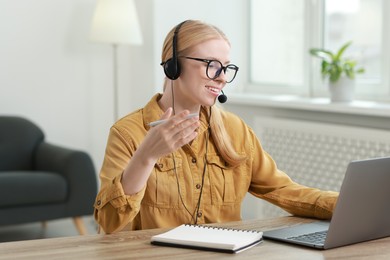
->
[218,90,227,103]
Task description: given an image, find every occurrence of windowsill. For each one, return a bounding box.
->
[227,93,390,118]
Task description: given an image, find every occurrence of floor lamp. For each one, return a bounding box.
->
[89,0,143,120]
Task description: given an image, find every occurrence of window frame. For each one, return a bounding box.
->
[244,0,390,102]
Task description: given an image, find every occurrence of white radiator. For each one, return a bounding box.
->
[242,116,390,219]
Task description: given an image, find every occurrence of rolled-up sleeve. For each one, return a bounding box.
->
[94,123,146,233]
[94,174,145,233]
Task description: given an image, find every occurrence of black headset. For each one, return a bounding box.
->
[161,20,188,80]
[161,20,228,103]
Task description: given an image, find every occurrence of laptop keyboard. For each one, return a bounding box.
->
[288,230,327,245]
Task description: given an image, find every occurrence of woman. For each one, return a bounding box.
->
[94,20,338,234]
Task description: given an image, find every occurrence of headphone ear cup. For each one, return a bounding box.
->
[163,58,181,80]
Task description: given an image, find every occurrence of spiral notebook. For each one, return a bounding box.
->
[151,224,263,253]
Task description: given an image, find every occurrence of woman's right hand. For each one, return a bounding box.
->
[140,107,200,162]
[121,108,200,195]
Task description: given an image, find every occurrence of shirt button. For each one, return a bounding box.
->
[196,184,201,189]
[97,200,101,206]
[192,158,197,163]
[197,212,202,218]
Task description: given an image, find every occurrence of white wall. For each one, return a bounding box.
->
[0,0,154,171]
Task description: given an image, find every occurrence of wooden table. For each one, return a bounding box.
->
[0,216,389,259]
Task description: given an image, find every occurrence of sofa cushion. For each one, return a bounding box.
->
[0,116,44,171]
[0,171,67,207]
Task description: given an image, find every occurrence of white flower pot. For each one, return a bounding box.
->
[329,77,355,103]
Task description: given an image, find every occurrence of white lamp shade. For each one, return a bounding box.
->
[90,0,143,45]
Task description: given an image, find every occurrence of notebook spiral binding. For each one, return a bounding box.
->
[184,224,260,233]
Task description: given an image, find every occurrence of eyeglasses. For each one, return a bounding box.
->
[182,57,239,83]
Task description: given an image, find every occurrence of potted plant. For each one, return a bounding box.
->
[309,41,365,102]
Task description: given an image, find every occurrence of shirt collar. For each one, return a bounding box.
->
[142,93,165,130]
[142,93,210,135]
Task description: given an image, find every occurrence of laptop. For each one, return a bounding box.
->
[263,156,390,249]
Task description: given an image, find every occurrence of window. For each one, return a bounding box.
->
[248,0,389,101]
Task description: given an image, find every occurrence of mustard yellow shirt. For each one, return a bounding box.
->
[94,94,338,233]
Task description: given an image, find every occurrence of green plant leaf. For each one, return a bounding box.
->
[329,65,342,83]
[345,68,355,79]
[334,41,352,61]
[309,48,334,62]
[309,41,364,84]
[345,60,357,67]
[356,68,365,74]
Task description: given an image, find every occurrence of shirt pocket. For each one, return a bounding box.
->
[144,156,181,208]
[207,155,236,205]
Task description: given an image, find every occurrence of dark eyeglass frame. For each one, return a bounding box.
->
[182,56,239,83]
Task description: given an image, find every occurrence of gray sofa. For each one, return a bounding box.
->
[0,116,98,234]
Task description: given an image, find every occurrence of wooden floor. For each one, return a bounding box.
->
[0,216,97,243]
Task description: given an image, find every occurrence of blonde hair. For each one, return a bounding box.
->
[162,20,246,167]
[161,20,228,62]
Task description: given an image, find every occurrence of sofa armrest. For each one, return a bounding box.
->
[34,142,98,216]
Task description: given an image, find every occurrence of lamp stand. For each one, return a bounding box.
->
[112,44,118,121]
